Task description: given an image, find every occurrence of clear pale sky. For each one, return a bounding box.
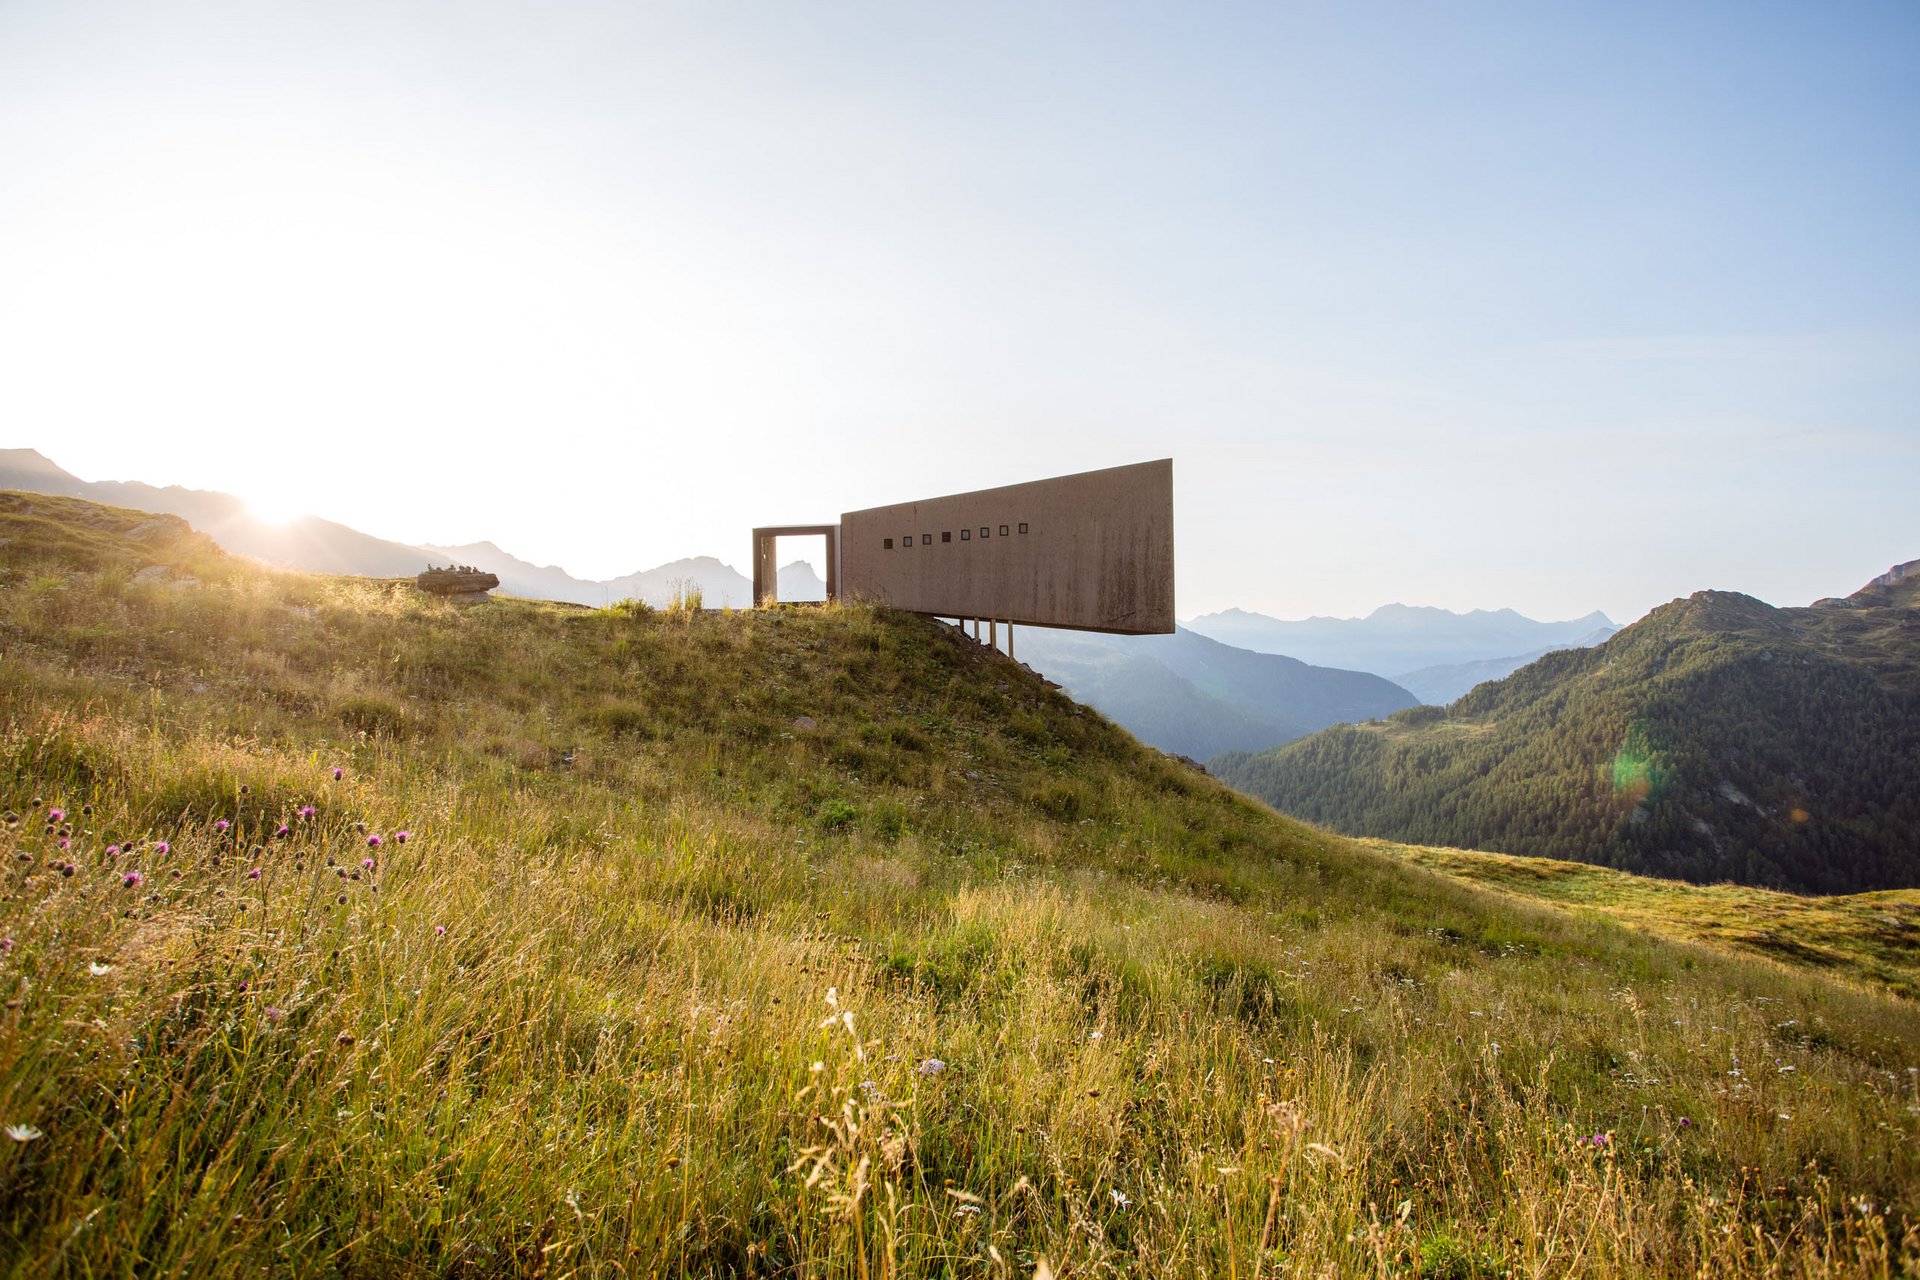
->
[2,2,1914,623]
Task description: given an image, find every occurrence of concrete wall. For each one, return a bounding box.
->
[839,459,1173,634]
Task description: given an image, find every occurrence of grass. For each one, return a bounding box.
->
[1360,839,1920,1002]
[1,490,1918,1277]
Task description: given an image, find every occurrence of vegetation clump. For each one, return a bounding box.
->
[1,492,1917,1276]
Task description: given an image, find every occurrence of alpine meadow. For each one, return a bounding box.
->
[2,493,1918,1278]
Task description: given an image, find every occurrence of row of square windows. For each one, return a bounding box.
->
[884,523,1028,550]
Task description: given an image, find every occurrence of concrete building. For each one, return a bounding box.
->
[754,459,1173,637]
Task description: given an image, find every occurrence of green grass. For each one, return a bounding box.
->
[1,491,1918,1277]
[1361,839,1920,1002]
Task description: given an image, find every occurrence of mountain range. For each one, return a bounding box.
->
[1012,625,1418,761]
[1185,602,1620,691]
[1213,560,1920,894]
[0,448,825,609]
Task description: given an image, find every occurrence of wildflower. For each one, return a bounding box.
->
[298,806,316,819]
[275,825,290,838]
[1088,1030,1102,1041]
[0,937,12,953]
[366,834,382,848]
[247,867,262,879]
[394,831,410,844]
[214,819,230,833]
[88,962,112,976]
[5,1124,43,1142]
[153,842,169,855]
[1678,1117,1692,1130]
[47,808,64,823]
[121,871,144,888]
[265,1006,286,1023]
[332,768,344,780]
[56,838,68,850]
[917,1057,947,1076]
[59,864,73,878]
[1109,1189,1131,1208]
[434,925,446,937]
[105,844,119,856]
[361,858,375,871]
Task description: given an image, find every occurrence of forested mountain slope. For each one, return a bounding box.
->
[1215,567,1920,894]
[2,494,1916,1276]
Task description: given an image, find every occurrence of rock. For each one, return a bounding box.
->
[792,716,818,732]
[415,567,500,600]
[131,565,172,585]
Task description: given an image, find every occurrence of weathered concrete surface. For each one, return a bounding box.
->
[839,460,1173,634]
[752,524,839,607]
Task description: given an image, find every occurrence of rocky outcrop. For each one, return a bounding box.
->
[415,566,499,604]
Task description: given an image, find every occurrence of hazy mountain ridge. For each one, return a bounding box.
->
[0,448,780,609]
[1015,625,1418,761]
[1187,602,1619,675]
[1214,565,1920,894]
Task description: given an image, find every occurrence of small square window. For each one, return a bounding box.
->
[999,524,1009,536]
[980,526,990,538]
[902,532,912,548]
[1018,522,1029,534]
[883,537,893,550]
[941,531,951,543]
[960,528,970,541]
[922,533,932,546]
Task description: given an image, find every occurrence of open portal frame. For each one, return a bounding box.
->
[751,525,840,608]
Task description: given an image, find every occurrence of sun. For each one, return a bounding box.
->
[240,494,313,528]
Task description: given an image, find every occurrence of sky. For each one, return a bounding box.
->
[1,1,1915,624]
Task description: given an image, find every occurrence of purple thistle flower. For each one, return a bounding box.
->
[366,834,382,848]
[153,842,169,855]
[105,844,119,857]
[332,768,344,781]
[48,808,64,822]
[298,806,316,819]
[122,871,144,888]
[394,831,410,844]
[265,1006,286,1023]
[247,867,262,880]
[275,824,290,838]
[0,937,14,953]
[361,857,375,871]
[57,838,69,849]
[434,924,446,937]
[1678,1117,1692,1130]
[215,819,230,833]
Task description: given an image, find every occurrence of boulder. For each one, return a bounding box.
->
[415,567,500,602]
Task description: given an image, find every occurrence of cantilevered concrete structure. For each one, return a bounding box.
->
[753,459,1174,636]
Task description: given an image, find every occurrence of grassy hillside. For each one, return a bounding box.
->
[1360,840,1920,1002]
[2,492,1918,1277]
[1214,587,1920,894]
